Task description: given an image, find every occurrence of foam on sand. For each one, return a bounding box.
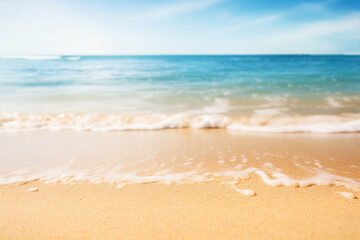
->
[228,119,360,133]
[0,130,359,192]
[1,165,359,192]
[232,186,256,196]
[2,176,360,240]
[338,192,357,199]
[26,187,39,192]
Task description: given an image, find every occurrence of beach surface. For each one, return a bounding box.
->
[1,179,359,240]
[0,130,359,239]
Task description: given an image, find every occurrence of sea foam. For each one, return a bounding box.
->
[66,56,81,61]
[0,55,61,60]
[1,112,360,133]
[1,166,359,192]
[227,119,360,133]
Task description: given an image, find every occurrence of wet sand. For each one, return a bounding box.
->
[1,130,360,181]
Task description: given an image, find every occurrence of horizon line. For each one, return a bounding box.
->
[1,53,360,57]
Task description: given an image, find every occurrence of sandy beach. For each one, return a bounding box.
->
[0,130,359,239]
[1,1,360,238]
[1,179,359,240]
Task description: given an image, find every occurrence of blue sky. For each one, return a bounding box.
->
[0,0,359,55]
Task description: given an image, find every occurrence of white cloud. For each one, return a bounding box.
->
[211,13,284,36]
[212,0,337,36]
[0,0,106,55]
[134,0,222,21]
[299,0,340,12]
[0,0,358,55]
[270,13,360,43]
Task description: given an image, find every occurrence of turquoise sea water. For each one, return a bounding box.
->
[2,55,360,188]
[1,55,360,132]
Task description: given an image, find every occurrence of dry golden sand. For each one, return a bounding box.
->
[0,130,360,239]
[0,180,359,240]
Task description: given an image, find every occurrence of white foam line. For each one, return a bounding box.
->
[2,112,360,133]
[66,57,81,61]
[0,167,359,191]
[227,119,360,133]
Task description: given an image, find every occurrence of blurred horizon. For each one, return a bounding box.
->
[1,53,360,56]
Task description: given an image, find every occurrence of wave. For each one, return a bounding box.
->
[1,112,360,133]
[228,119,360,133]
[66,56,81,61]
[0,55,61,60]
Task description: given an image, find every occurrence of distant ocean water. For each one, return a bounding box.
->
[1,55,360,133]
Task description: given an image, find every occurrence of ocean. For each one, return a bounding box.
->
[1,55,360,133]
[1,55,360,189]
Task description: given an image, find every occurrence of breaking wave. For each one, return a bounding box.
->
[1,112,360,133]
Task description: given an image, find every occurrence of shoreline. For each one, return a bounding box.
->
[1,130,359,187]
[1,130,359,239]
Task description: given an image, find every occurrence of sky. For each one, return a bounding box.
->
[0,0,359,55]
